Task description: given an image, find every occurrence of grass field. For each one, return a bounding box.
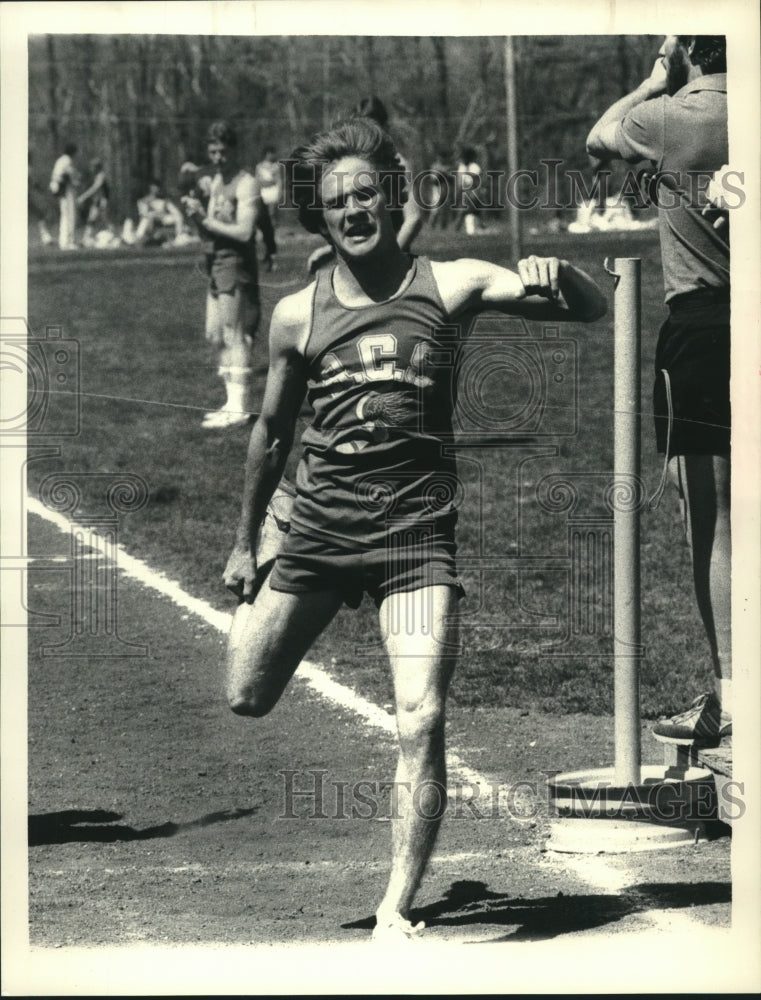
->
[26,223,712,718]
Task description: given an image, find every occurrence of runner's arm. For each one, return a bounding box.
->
[224,293,311,600]
[433,258,607,323]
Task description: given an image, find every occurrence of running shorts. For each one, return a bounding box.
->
[653,288,730,456]
[268,517,465,609]
[209,249,259,298]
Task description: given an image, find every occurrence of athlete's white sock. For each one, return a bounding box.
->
[225,366,253,413]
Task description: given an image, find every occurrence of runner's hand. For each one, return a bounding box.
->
[517,256,562,301]
[181,195,204,219]
[223,545,258,604]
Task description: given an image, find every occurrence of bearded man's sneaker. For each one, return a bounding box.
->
[653,692,731,746]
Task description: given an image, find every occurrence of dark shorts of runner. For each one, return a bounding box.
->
[653,288,730,457]
[209,250,259,299]
[268,517,465,609]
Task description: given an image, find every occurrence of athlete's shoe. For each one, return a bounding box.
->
[248,480,295,600]
[201,405,252,430]
[653,692,732,746]
[371,913,425,944]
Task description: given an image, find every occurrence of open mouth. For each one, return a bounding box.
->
[344,224,374,240]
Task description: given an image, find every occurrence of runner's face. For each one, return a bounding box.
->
[320,156,396,260]
[207,141,237,175]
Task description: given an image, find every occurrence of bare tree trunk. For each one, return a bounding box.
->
[364,36,375,95]
[617,35,632,95]
[136,36,155,186]
[322,37,332,128]
[45,35,60,151]
[431,36,450,140]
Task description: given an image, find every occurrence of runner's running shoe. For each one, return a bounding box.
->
[202,405,252,430]
[371,913,425,944]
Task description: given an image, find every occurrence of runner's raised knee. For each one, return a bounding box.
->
[227,682,278,717]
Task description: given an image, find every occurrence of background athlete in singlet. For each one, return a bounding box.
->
[223,118,607,941]
[183,120,262,430]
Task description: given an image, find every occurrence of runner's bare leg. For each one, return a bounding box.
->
[227,584,344,716]
[375,584,459,924]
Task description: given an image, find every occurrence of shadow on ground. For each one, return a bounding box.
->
[342,877,731,941]
[28,807,257,846]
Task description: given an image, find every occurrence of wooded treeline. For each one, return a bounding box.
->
[29,33,660,222]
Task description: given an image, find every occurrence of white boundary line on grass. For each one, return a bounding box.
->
[27,497,714,936]
[25,497,487,790]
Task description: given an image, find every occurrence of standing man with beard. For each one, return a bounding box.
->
[587,36,731,746]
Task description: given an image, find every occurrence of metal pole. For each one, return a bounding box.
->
[504,36,521,261]
[612,257,642,785]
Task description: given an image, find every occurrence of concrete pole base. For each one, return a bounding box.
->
[545,765,716,854]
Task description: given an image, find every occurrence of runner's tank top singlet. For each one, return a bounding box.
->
[208,168,258,268]
[291,255,462,548]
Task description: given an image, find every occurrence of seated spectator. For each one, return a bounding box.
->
[134,180,184,245]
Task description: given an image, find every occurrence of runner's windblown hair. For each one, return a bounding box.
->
[289,117,408,236]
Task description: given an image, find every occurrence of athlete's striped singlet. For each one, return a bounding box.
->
[290,256,462,548]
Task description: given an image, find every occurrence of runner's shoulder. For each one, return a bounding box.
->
[234,169,260,198]
[270,283,316,346]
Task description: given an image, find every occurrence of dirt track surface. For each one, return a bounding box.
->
[24,512,734,960]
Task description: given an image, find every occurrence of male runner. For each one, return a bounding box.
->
[587,36,731,745]
[223,117,606,941]
[183,120,262,429]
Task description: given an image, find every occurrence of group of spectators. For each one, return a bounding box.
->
[29,141,285,256]
[29,143,115,250]
[31,130,489,255]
